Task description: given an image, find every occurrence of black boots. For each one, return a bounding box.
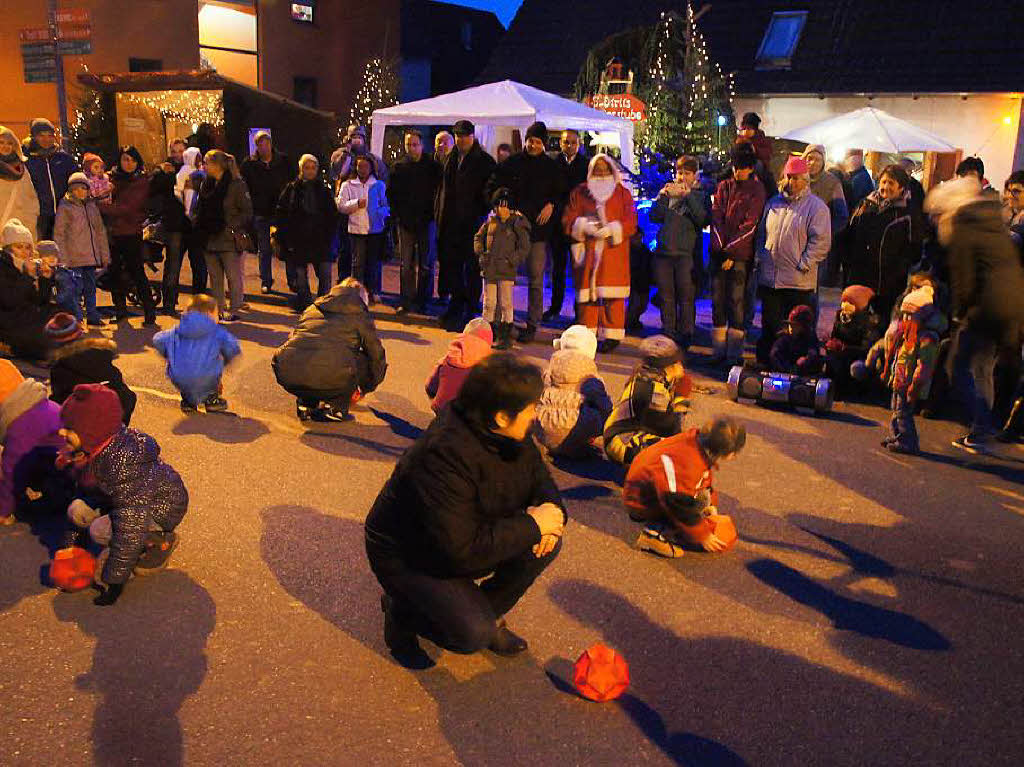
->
[517,322,537,344]
[492,321,514,350]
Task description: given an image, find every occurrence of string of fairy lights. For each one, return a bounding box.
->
[347,57,398,130]
[117,90,224,128]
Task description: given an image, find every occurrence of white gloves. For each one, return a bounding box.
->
[67,499,100,528]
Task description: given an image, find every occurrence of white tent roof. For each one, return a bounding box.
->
[782,107,956,153]
[371,80,636,171]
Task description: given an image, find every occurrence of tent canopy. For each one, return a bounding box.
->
[781,107,957,154]
[371,80,636,170]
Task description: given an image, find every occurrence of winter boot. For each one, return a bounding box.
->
[203,394,228,412]
[488,619,528,656]
[634,525,685,558]
[517,322,537,344]
[726,328,747,366]
[133,531,179,575]
[710,326,728,363]
[494,322,514,351]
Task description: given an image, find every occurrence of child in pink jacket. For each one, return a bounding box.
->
[425,318,492,413]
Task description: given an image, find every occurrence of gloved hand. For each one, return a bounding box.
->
[67,499,100,528]
[582,219,602,237]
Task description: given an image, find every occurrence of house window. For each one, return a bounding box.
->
[461,21,473,51]
[755,11,807,70]
[129,58,163,73]
[291,2,314,23]
[198,1,258,88]
[294,76,317,108]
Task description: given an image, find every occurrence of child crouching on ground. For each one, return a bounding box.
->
[825,285,881,393]
[153,294,241,413]
[59,384,189,605]
[535,325,612,458]
[769,304,822,375]
[46,312,136,423]
[604,335,692,465]
[474,187,530,350]
[272,278,387,422]
[425,317,492,413]
[53,172,110,326]
[624,417,746,558]
[879,283,945,454]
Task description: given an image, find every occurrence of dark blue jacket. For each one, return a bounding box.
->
[153,312,241,403]
[25,146,78,218]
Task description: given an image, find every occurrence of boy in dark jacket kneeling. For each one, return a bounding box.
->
[59,384,189,605]
[153,294,241,413]
[273,278,387,422]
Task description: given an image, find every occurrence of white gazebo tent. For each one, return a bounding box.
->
[781,107,956,154]
[370,80,636,171]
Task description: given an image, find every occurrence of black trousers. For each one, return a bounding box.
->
[366,531,560,653]
[549,235,572,315]
[439,225,481,314]
[109,235,156,318]
[625,241,652,328]
[652,254,696,343]
[397,222,434,307]
[757,286,814,363]
[711,262,749,328]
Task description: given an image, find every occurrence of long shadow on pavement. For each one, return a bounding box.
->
[51,570,215,767]
[172,412,271,444]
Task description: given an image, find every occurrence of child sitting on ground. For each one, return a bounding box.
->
[53,172,110,326]
[81,153,111,204]
[46,312,136,423]
[769,305,822,376]
[153,294,241,413]
[824,285,881,392]
[879,283,945,454]
[0,360,64,526]
[425,317,492,413]
[273,278,387,422]
[0,220,52,360]
[474,187,530,350]
[624,417,746,558]
[59,384,188,605]
[604,335,693,465]
[535,325,613,458]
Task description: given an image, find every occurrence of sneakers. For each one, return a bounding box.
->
[885,441,919,455]
[951,434,990,455]
[296,402,314,422]
[180,397,198,414]
[261,284,272,295]
[313,404,352,422]
[203,395,228,413]
[488,619,528,656]
[635,526,685,558]
[220,314,240,323]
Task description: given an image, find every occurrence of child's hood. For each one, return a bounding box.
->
[176,311,220,340]
[0,379,50,440]
[546,349,599,387]
[444,334,492,369]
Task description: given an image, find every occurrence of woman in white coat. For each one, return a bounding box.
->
[0,127,40,240]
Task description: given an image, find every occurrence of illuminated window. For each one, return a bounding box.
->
[198,1,258,87]
[755,11,807,70]
[291,3,314,23]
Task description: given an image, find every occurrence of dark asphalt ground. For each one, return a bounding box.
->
[2,260,1023,766]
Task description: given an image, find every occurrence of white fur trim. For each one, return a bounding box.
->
[595,286,630,299]
[570,242,587,267]
[606,220,624,246]
[599,326,626,340]
[571,216,590,242]
[661,455,678,493]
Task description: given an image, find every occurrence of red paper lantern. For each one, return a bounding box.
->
[573,643,630,702]
[711,514,738,550]
[49,547,96,592]
[351,388,363,405]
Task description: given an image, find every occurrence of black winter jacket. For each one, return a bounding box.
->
[50,338,137,424]
[365,402,565,578]
[488,151,566,243]
[0,254,48,352]
[553,151,589,196]
[272,285,387,399]
[387,154,441,229]
[147,169,189,234]
[274,177,338,265]
[947,200,1024,343]
[89,427,189,585]
[650,189,708,258]
[435,142,496,235]
[240,150,292,217]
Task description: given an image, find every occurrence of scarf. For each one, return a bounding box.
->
[25,138,57,158]
[0,156,24,182]
[197,173,230,236]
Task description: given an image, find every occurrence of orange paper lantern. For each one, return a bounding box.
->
[710,514,738,550]
[573,643,630,702]
[49,546,96,592]
[351,388,363,405]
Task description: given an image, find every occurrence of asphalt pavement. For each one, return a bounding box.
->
[1,260,1022,766]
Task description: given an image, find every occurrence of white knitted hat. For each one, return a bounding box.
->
[1,218,33,247]
[553,324,597,360]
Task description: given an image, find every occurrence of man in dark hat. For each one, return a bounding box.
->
[24,118,78,239]
[487,121,566,342]
[434,119,497,330]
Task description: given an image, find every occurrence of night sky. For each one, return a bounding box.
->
[446,0,522,27]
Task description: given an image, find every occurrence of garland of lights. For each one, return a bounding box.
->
[346,57,398,130]
[118,90,224,128]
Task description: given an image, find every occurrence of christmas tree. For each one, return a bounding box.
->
[346,57,398,130]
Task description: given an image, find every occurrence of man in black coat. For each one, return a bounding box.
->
[435,120,497,330]
[548,129,588,323]
[488,121,566,342]
[240,131,292,293]
[388,129,441,314]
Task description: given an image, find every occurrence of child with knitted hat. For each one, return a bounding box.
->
[624,417,746,558]
[535,325,612,457]
[425,317,492,413]
[53,171,110,325]
[769,304,823,376]
[879,280,946,454]
[0,360,64,525]
[825,285,882,391]
[46,312,136,423]
[604,335,693,465]
[0,220,51,360]
[59,383,189,605]
[80,153,111,203]
[153,293,241,413]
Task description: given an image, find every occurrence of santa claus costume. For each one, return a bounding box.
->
[562,155,637,345]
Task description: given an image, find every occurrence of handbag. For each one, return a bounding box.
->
[231,227,254,253]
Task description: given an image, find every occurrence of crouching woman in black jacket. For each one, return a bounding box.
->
[365,354,567,668]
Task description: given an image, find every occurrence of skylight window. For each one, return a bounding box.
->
[755,11,807,70]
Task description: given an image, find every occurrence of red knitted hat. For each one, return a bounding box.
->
[59,384,123,454]
[841,285,875,312]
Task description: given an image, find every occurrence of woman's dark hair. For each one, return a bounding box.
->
[354,154,375,178]
[115,145,144,176]
[698,417,747,460]
[1006,170,1024,187]
[878,164,911,191]
[956,156,985,179]
[676,155,699,173]
[455,353,543,429]
[730,142,757,170]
